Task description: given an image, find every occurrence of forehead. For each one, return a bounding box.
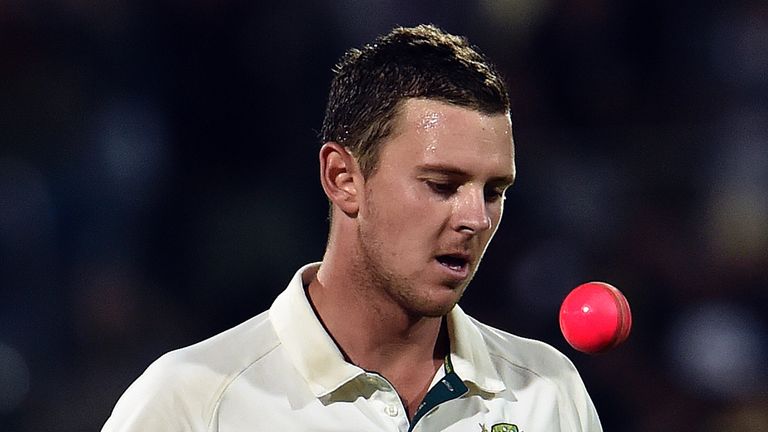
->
[398,98,511,136]
[381,98,515,177]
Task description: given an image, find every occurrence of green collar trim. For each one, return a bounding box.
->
[408,354,469,431]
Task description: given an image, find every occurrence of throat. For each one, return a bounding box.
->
[365,321,450,420]
[382,356,444,421]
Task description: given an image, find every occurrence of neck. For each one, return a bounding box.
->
[308,265,446,373]
[308,222,449,419]
[309,225,448,373]
[308,272,447,418]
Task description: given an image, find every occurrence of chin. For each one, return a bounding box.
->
[407,286,467,318]
[407,303,456,319]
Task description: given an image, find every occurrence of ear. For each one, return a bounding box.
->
[319,142,362,217]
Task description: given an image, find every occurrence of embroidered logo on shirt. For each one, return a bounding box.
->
[479,423,520,432]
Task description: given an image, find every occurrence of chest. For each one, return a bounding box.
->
[212,378,566,432]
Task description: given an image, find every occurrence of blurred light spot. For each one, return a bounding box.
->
[93,97,168,199]
[708,190,768,264]
[665,302,767,400]
[710,400,768,432]
[0,343,30,414]
[72,262,141,342]
[478,0,551,38]
[706,108,768,266]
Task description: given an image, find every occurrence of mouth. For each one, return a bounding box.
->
[435,253,471,279]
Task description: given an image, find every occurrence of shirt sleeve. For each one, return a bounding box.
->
[557,355,603,432]
[101,354,215,432]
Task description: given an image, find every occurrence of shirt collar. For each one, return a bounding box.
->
[446,305,506,394]
[269,263,364,397]
[269,263,506,397]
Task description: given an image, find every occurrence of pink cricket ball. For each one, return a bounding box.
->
[559,281,632,354]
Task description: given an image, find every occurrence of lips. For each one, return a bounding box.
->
[435,253,471,278]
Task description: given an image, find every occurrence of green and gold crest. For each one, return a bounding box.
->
[479,423,520,432]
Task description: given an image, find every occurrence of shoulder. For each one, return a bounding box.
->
[150,310,280,393]
[103,311,280,431]
[469,317,602,431]
[470,316,577,377]
[468,316,594,404]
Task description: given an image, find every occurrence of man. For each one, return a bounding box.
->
[103,25,602,431]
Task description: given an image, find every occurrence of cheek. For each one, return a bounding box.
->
[376,186,443,241]
[379,182,427,215]
[366,182,420,228]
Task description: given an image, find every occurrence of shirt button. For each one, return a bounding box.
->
[385,404,399,417]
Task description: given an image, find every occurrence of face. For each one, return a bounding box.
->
[354,98,516,318]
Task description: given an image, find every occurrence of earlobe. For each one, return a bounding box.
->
[319,142,360,216]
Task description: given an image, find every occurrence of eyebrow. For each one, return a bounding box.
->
[416,164,516,187]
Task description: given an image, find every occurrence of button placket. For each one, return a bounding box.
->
[363,372,409,431]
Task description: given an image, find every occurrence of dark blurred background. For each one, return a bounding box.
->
[1,0,767,431]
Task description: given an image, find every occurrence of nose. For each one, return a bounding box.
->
[452,186,492,234]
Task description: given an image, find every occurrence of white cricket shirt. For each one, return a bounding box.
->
[102,263,602,432]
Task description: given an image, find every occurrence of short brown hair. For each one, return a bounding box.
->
[320,24,510,178]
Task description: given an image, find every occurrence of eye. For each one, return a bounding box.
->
[484,187,506,203]
[426,180,457,196]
